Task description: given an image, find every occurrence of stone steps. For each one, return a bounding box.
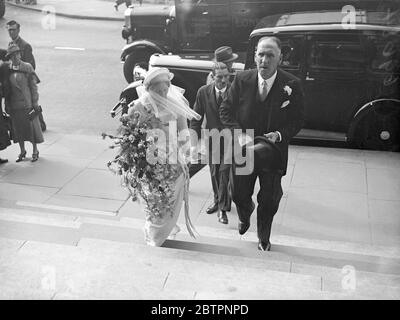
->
[1,203,399,299]
[1,205,399,272]
[2,237,397,300]
[1,206,399,276]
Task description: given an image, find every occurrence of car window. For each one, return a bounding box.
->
[281,39,302,69]
[309,41,366,70]
[367,37,400,72]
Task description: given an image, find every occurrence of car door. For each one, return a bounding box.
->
[303,33,367,132]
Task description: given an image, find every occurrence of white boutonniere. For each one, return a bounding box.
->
[280,100,290,109]
[284,85,292,96]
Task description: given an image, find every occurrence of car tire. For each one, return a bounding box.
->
[123,49,154,83]
[352,104,400,151]
[0,1,5,18]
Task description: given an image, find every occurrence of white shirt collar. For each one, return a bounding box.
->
[215,86,227,95]
[258,70,277,94]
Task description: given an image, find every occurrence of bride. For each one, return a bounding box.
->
[127,67,201,246]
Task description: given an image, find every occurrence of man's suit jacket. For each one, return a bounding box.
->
[9,37,36,70]
[219,68,304,175]
[190,82,229,138]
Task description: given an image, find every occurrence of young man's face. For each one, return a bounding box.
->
[7,24,20,41]
[213,68,230,90]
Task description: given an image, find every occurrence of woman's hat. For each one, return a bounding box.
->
[143,67,174,89]
[214,46,238,63]
[5,44,20,59]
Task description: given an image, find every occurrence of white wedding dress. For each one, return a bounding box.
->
[129,86,198,247]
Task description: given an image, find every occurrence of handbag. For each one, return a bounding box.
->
[0,112,12,149]
[28,105,42,121]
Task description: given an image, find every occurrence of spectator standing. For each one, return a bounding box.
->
[5,44,43,163]
[6,20,47,132]
[0,50,10,164]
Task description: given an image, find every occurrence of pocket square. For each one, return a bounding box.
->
[280,100,290,109]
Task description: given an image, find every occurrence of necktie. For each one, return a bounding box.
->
[217,91,223,106]
[261,80,268,101]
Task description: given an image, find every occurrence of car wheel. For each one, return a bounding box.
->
[123,49,153,83]
[0,1,5,18]
[353,104,400,151]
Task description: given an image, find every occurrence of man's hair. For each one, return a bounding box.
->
[134,61,148,70]
[212,62,228,75]
[257,36,281,51]
[6,20,20,29]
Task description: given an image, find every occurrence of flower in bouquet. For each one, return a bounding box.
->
[103,106,181,222]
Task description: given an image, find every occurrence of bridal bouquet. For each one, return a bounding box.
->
[102,108,181,221]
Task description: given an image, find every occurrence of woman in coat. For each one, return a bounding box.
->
[5,44,43,162]
[0,49,10,164]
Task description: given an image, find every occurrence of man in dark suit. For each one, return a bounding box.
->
[6,20,46,132]
[190,62,232,224]
[220,36,304,251]
[6,21,35,70]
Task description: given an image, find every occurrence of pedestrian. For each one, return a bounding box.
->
[114,0,132,11]
[5,44,43,163]
[6,20,46,132]
[190,62,232,224]
[206,46,238,85]
[0,49,11,164]
[133,61,148,81]
[220,36,304,251]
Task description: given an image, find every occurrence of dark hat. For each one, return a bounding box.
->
[5,44,20,59]
[250,136,283,172]
[214,46,238,63]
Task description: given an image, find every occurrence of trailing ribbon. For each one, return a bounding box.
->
[179,156,198,239]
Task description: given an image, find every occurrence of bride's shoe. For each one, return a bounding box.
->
[16,151,27,162]
[167,225,181,240]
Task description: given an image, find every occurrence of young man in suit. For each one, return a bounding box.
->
[190,62,232,224]
[6,21,35,70]
[220,36,304,251]
[6,20,46,132]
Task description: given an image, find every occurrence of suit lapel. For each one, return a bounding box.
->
[245,69,259,105]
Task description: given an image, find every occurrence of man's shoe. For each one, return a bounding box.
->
[0,158,8,164]
[217,211,228,224]
[238,220,250,235]
[238,202,254,235]
[258,241,271,251]
[206,203,218,214]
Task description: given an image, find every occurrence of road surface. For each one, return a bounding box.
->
[0,6,126,135]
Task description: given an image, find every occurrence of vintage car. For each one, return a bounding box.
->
[0,0,5,18]
[133,9,399,151]
[119,0,390,83]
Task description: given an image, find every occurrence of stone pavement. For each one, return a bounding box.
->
[5,0,173,21]
[0,131,400,299]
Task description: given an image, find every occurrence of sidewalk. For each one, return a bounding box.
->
[5,0,173,21]
[1,130,399,248]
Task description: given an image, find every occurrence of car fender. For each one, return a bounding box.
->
[120,80,144,102]
[121,40,167,61]
[347,98,400,142]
